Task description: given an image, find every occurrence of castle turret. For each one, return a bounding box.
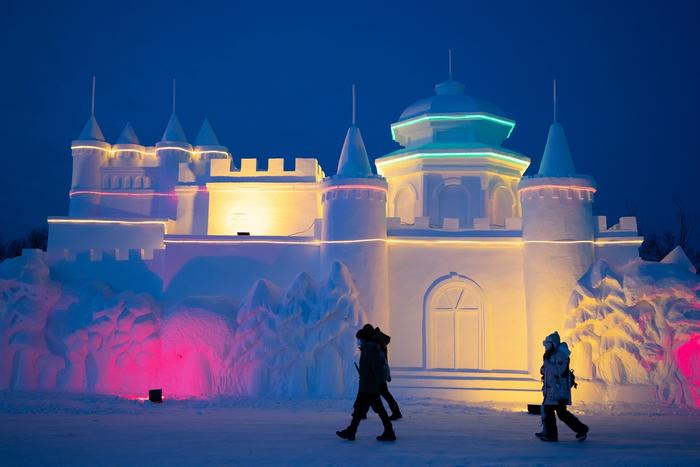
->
[112,122,145,167]
[70,114,110,216]
[321,104,390,330]
[174,119,231,235]
[519,118,596,376]
[156,113,192,218]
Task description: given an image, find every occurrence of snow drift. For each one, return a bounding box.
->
[564,247,700,408]
[0,250,365,398]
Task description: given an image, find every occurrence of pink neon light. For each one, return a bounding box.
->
[518,184,596,194]
[676,334,700,408]
[70,189,207,198]
[323,184,387,193]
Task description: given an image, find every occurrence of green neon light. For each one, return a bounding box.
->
[375,151,530,169]
[390,113,516,140]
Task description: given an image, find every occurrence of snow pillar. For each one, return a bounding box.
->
[321,177,390,331]
[519,176,595,376]
[69,140,110,217]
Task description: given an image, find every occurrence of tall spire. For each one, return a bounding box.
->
[538,80,576,177]
[161,113,188,143]
[76,75,105,141]
[336,85,373,177]
[448,49,453,80]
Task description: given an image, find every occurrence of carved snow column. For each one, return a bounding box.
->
[70,115,110,217]
[156,114,192,220]
[322,176,390,331]
[519,177,595,377]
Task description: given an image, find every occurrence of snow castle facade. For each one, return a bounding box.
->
[46,78,647,402]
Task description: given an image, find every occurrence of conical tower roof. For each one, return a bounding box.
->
[77,114,105,141]
[194,118,221,146]
[336,125,373,177]
[161,113,188,143]
[116,122,140,145]
[538,123,576,177]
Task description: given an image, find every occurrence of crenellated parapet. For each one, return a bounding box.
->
[209,157,325,182]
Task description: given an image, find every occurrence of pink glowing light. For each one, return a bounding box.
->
[70,189,207,198]
[518,184,597,195]
[676,334,700,408]
[323,184,387,194]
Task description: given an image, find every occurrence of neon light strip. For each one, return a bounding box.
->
[163,238,642,246]
[48,218,167,228]
[375,151,529,169]
[323,184,387,194]
[72,146,229,158]
[519,184,596,194]
[391,113,516,140]
[71,145,110,152]
[70,190,207,198]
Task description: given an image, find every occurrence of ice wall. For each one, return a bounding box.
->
[0,251,365,398]
[564,252,700,408]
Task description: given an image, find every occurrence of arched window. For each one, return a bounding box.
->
[393,186,416,224]
[424,273,485,369]
[491,187,514,228]
[122,176,132,189]
[112,176,121,189]
[134,176,143,189]
[437,184,470,228]
[143,177,152,189]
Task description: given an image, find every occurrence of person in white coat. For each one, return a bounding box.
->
[535,331,589,442]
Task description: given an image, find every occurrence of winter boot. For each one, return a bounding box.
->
[376,428,396,442]
[389,408,402,421]
[575,427,589,442]
[535,432,558,442]
[336,427,356,441]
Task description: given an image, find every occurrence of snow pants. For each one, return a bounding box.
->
[379,382,400,414]
[542,403,588,440]
[349,392,393,433]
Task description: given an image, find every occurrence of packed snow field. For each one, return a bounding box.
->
[1,391,698,466]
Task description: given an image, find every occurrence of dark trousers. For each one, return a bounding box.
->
[543,404,588,440]
[349,392,393,433]
[379,382,400,414]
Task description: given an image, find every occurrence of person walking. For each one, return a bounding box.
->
[373,326,402,420]
[336,324,397,442]
[535,331,589,442]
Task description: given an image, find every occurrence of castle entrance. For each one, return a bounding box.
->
[425,274,484,370]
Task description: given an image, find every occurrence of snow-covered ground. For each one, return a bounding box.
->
[0,391,698,466]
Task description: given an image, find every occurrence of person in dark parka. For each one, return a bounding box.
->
[535,331,589,442]
[374,326,402,420]
[336,324,397,442]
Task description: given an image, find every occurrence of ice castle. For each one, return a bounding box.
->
[44,76,650,401]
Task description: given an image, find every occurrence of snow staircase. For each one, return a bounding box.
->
[391,368,542,403]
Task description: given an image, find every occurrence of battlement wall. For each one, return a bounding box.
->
[209,157,325,181]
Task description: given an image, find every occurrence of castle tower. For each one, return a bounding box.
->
[321,91,390,330]
[69,114,110,216]
[519,105,596,376]
[174,119,231,235]
[156,113,192,219]
[112,122,145,167]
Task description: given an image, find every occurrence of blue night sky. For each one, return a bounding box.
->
[1,0,698,241]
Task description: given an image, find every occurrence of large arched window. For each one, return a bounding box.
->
[437,184,470,228]
[393,186,416,224]
[490,186,514,228]
[423,273,485,369]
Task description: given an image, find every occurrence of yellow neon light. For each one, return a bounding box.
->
[162,237,642,247]
[72,145,229,158]
[375,151,530,170]
[71,145,111,152]
[391,113,516,140]
[48,218,169,233]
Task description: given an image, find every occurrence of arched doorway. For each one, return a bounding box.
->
[424,273,485,369]
[437,184,470,228]
[393,186,416,224]
[490,187,514,228]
